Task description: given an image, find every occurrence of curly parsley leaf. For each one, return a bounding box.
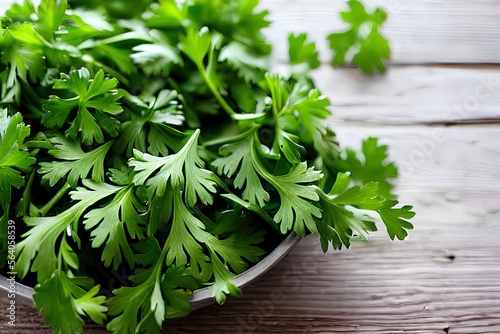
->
[42,68,123,145]
[327,0,390,73]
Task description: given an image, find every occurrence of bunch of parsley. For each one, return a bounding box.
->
[0,0,412,332]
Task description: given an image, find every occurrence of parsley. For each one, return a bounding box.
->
[327,0,391,73]
[0,1,413,333]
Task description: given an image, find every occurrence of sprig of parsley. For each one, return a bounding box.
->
[327,0,391,73]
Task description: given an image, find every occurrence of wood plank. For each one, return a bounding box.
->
[274,64,500,124]
[2,123,499,333]
[307,65,500,124]
[260,0,500,64]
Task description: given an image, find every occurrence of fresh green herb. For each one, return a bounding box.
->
[0,0,413,333]
[327,0,391,73]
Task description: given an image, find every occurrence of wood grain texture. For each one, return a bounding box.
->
[260,0,500,64]
[274,64,500,124]
[310,65,500,124]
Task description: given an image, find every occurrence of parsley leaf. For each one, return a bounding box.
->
[378,202,415,240]
[333,137,398,199]
[33,270,107,334]
[327,0,391,73]
[130,129,217,207]
[83,178,146,269]
[317,173,414,251]
[255,159,323,236]
[42,68,123,145]
[36,0,68,42]
[16,180,121,282]
[219,41,270,83]
[0,111,35,252]
[212,127,270,207]
[116,89,185,157]
[288,33,320,73]
[107,220,202,333]
[0,23,44,102]
[38,135,113,187]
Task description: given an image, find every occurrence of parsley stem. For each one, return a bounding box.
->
[39,183,72,217]
[198,66,237,119]
[15,170,36,217]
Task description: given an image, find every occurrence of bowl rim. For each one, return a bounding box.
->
[0,233,299,311]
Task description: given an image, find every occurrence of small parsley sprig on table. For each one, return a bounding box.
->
[0,0,413,333]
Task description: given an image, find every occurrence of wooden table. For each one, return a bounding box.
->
[2,1,500,333]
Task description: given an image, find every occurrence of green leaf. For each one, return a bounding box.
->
[353,29,391,74]
[327,0,390,73]
[318,192,377,250]
[212,128,270,207]
[83,183,146,268]
[263,162,323,236]
[208,249,242,304]
[38,135,113,187]
[42,68,123,145]
[36,0,68,42]
[206,221,265,274]
[132,43,182,76]
[107,225,200,333]
[162,266,200,319]
[179,27,212,68]
[219,41,269,83]
[334,137,398,199]
[16,180,120,281]
[288,33,320,72]
[106,268,161,333]
[316,174,415,251]
[33,270,107,334]
[378,202,415,240]
[163,190,212,280]
[0,111,35,249]
[4,0,36,22]
[116,90,185,157]
[0,23,44,101]
[130,129,217,206]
